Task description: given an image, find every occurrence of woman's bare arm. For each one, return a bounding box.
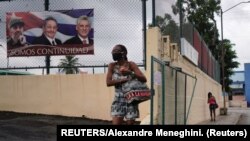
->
[129,61,147,82]
[106,63,130,87]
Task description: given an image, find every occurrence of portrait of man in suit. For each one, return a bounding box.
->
[64,15,93,46]
[32,16,62,46]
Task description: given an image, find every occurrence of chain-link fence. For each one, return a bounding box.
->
[153,0,219,83]
[154,0,180,45]
[0,0,220,85]
[0,0,145,74]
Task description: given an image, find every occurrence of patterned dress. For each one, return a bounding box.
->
[111,63,139,120]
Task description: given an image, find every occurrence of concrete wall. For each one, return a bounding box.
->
[0,27,223,124]
[168,51,222,124]
[0,74,150,121]
[146,27,223,124]
[229,95,247,108]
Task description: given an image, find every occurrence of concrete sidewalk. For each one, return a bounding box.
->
[197,108,242,125]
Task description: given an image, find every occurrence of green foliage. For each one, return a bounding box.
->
[179,0,239,92]
[153,0,240,92]
[217,39,240,92]
[180,0,221,50]
[149,13,179,43]
[58,55,81,74]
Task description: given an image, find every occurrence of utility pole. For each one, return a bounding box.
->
[141,0,147,70]
[45,0,50,74]
[220,9,226,115]
[220,1,250,115]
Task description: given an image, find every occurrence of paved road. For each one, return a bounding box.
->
[1,108,248,140]
[234,108,250,125]
[0,111,112,141]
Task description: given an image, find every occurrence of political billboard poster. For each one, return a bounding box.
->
[6,9,94,57]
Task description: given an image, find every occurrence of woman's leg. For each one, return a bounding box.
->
[126,119,135,125]
[209,107,213,121]
[212,109,216,121]
[125,104,139,125]
[112,117,124,125]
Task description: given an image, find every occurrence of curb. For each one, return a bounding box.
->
[234,113,242,124]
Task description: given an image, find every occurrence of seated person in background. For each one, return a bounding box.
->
[32,16,62,46]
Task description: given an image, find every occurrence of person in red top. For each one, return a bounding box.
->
[207,92,217,121]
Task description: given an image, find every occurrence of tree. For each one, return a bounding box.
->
[171,0,239,92]
[58,55,81,74]
[218,39,240,92]
[174,0,221,50]
[149,13,180,43]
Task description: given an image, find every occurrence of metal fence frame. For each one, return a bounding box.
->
[150,56,197,125]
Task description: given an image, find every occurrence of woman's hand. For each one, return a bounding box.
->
[119,66,131,75]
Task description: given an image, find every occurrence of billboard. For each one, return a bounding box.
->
[6,9,94,57]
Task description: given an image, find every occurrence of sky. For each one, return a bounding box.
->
[0,0,144,75]
[0,0,179,75]
[4,0,245,75]
[215,0,250,71]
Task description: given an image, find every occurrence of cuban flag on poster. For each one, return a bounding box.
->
[6,9,94,57]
